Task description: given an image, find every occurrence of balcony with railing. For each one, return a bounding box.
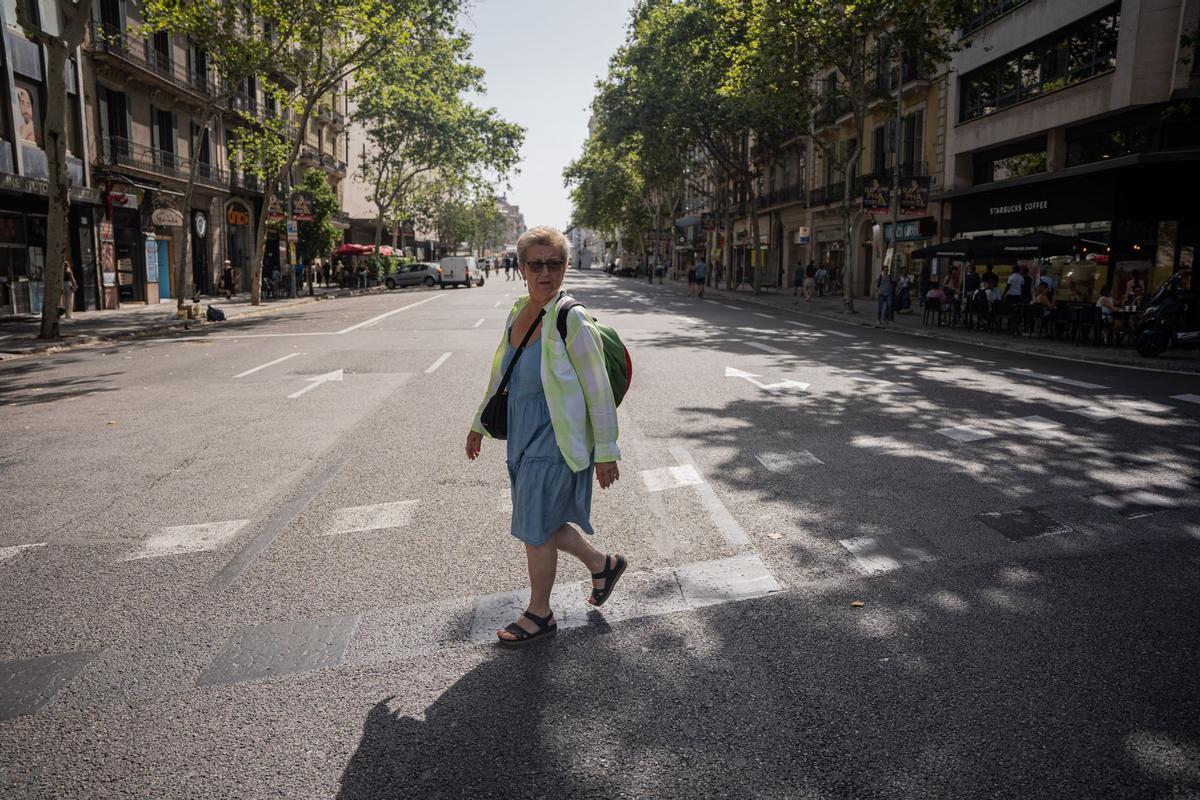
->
[88,21,218,101]
[99,136,227,188]
[809,181,847,207]
[756,182,807,210]
[814,95,853,129]
[230,170,264,194]
[330,211,351,229]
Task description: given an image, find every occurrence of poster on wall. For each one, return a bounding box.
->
[900,176,931,213]
[145,237,159,283]
[861,177,890,213]
[99,220,115,285]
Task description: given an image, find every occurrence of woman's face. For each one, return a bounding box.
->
[521,243,567,302]
[18,89,32,123]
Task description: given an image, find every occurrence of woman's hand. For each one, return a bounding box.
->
[465,431,483,461]
[596,461,620,489]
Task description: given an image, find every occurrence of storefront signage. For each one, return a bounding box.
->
[194,211,207,238]
[267,197,285,222]
[145,236,159,283]
[990,200,1049,217]
[816,226,842,243]
[109,189,139,210]
[290,190,315,222]
[883,219,934,243]
[0,172,103,204]
[226,206,250,227]
[151,206,184,227]
[795,226,810,245]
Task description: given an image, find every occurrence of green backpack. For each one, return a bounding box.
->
[556,297,632,407]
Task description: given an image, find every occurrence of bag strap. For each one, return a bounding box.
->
[556,295,583,341]
[495,309,544,396]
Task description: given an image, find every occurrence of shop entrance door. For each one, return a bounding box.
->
[157,240,172,298]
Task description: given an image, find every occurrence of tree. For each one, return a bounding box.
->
[233,0,465,305]
[295,169,341,266]
[350,30,523,257]
[760,0,963,310]
[140,0,270,310]
[16,0,92,339]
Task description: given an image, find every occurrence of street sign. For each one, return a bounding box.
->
[286,220,298,242]
[795,226,810,245]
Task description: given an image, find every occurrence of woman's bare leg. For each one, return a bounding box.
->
[498,538,558,640]
[552,524,606,575]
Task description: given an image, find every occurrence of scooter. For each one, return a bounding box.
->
[1136,271,1200,357]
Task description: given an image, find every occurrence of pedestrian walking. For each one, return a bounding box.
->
[694,256,708,299]
[896,266,913,313]
[1019,265,1033,304]
[686,260,697,296]
[312,258,324,288]
[876,267,895,324]
[803,270,816,301]
[792,262,803,297]
[465,225,625,646]
[504,258,512,281]
[221,259,237,300]
[58,260,77,319]
[812,262,824,296]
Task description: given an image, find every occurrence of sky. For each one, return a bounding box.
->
[461,0,637,231]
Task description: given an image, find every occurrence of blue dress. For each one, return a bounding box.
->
[504,335,595,546]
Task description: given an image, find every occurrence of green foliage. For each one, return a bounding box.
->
[296,169,342,263]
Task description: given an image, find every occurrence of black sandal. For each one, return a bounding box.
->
[589,554,628,607]
[497,609,557,646]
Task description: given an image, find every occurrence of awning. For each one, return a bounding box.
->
[334,243,395,256]
[981,231,1078,257]
[910,239,981,259]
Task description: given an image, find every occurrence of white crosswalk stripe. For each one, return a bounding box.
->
[326,500,419,535]
[0,543,46,564]
[125,520,250,561]
[937,425,997,443]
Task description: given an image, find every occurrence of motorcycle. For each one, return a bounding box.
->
[1136,271,1200,357]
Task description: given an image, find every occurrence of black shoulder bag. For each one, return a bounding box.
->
[480,310,544,440]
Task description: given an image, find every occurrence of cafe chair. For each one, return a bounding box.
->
[922,297,942,327]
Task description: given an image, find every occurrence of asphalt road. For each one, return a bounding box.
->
[2,271,1199,799]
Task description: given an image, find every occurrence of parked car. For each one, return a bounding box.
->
[437,256,476,288]
[384,262,440,290]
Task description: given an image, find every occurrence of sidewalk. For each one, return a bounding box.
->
[0,284,392,361]
[643,275,1200,374]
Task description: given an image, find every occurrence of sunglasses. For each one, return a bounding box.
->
[523,259,566,274]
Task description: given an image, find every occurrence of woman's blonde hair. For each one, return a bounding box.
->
[517,226,569,265]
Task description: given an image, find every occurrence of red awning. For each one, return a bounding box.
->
[334,243,396,256]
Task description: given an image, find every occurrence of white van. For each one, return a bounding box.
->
[437,256,476,289]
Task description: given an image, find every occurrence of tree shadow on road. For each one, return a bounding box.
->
[336,538,1200,799]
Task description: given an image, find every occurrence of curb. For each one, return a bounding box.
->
[639,276,1200,376]
[0,285,391,362]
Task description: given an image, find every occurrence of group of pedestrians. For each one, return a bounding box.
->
[793,262,831,301]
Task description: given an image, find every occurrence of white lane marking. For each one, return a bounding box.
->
[839,536,937,575]
[724,304,743,310]
[233,352,303,378]
[786,320,814,328]
[125,520,250,561]
[756,451,824,472]
[473,318,485,328]
[851,375,919,394]
[937,425,997,443]
[670,447,752,550]
[891,345,924,354]
[753,312,775,319]
[335,294,441,334]
[466,554,780,642]
[0,543,46,564]
[1064,406,1118,420]
[745,341,786,354]
[824,330,855,338]
[1004,368,1107,390]
[640,464,704,492]
[1173,394,1200,406]
[327,500,419,535]
[425,352,453,374]
[1012,415,1062,430]
[288,369,344,399]
[493,301,503,308]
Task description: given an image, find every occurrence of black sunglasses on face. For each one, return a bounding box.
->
[523,259,566,273]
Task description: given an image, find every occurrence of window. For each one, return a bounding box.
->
[901,110,924,173]
[871,125,887,175]
[151,31,171,72]
[962,0,1030,33]
[959,4,1121,122]
[972,136,1047,184]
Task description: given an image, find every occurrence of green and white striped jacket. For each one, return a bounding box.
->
[471,292,621,472]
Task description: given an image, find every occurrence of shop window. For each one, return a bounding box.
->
[959,4,1121,122]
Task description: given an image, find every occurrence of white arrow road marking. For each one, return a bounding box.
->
[327,500,419,535]
[1172,394,1200,406]
[425,352,452,373]
[753,312,775,319]
[824,329,855,338]
[473,318,485,328]
[0,543,46,564]
[785,320,814,328]
[125,520,250,561]
[233,352,303,378]
[724,366,809,393]
[288,369,344,399]
[746,341,787,354]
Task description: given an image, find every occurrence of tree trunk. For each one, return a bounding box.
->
[175,109,214,309]
[38,46,71,339]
